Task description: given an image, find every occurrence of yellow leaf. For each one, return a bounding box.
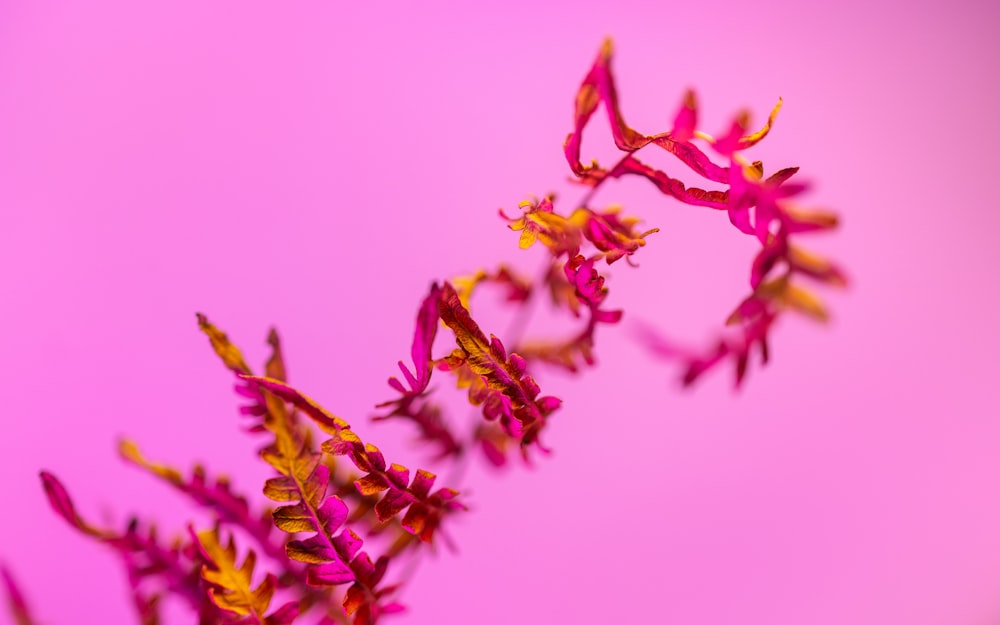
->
[739,98,782,149]
[196,314,251,374]
[781,283,829,322]
[196,528,273,621]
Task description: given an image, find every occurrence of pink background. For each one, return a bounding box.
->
[2,1,999,624]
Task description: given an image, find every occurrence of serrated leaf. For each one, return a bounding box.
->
[196,527,275,622]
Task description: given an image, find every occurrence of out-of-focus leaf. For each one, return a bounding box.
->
[195,527,280,623]
[2,566,41,625]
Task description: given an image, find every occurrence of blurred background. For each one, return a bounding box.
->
[1,1,999,624]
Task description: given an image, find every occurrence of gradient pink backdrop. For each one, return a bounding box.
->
[2,1,999,624]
